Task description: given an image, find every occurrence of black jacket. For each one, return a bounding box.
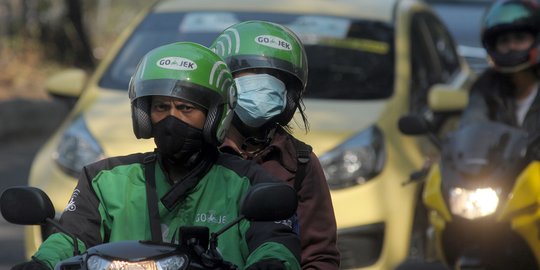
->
[460,68,540,133]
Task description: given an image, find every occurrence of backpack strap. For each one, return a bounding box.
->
[143,152,162,242]
[291,137,312,193]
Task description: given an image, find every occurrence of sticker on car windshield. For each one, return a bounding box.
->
[255,35,292,51]
[157,57,197,70]
[322,38,389,55]
[180,12,240,33]
[286,16,350,44]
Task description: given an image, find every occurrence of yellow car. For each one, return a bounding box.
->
[27,0,475,269]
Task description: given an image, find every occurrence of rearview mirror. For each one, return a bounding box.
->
[241,182,297,221]
[45,68,87,99]
[0,186,55,225]
[428,84,469,112]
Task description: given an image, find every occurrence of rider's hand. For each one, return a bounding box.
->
[11,258,49,270]
[246,259,286,270]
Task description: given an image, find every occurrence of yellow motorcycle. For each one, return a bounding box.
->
[399,118,540,270]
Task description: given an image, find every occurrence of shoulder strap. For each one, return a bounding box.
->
[143,153,162,242]
[291,137,312,193]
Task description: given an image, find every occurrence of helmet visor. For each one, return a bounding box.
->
[133,78,221,110]
[484,3,534,29]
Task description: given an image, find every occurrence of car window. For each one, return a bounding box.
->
[409,11,461,113]
[98,11,395,100]
[303,20,395,100]
[424,13,460,81]
[425,0,490,73]
[99,12,220,91]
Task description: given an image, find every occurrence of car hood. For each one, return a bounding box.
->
[82,91,387,158]
[83,89,155,157]
[292,99,387,156]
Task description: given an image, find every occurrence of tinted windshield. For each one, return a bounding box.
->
[99,11,394,100]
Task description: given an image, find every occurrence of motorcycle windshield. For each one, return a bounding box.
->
[442,121,528,177]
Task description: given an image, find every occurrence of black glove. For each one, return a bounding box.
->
[245,259,286,270]
[12,258,49,270]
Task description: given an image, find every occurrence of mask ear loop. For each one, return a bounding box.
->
[277,92,297,124]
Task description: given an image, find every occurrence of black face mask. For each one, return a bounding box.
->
[153,115,204,164]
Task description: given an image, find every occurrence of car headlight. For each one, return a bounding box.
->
[449,187,500,219]
[52,115,105,177]
[86,254,188,270]
[320,126,385,189]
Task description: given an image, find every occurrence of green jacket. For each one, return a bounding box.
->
[34,151,300,269]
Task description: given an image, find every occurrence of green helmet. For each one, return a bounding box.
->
[129,42,236,145]
[210,20,308,125]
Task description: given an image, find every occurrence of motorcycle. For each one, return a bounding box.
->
[398,116,540,270]
[0,182,297,270]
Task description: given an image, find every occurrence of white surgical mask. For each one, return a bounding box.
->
[234,74,287,127]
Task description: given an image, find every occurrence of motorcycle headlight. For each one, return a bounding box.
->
[449,187,500,219]
[52,115,105,177]
[86,254,188,270]
[320,126,385,189]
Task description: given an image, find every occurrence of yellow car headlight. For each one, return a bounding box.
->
[449,187,500,219]
[53,115,105,177]
[320,126,385,190]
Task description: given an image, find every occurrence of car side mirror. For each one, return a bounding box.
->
[45,68,87,99]
[398,113,442,150]
[398,114,431,135]
[428,84,469,112]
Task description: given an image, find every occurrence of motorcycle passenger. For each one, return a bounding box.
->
[12,42,301,270]
[210,21,340,270]
[460,0,540,142]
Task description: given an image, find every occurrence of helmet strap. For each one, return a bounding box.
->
[160,146,218,210]
[240,128,276,155]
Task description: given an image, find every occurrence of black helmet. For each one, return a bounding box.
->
[481,0,540,72]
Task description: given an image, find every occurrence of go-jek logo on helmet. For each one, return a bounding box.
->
[157,57,197,70]
[255,35,292,51]
[209,60,232,91]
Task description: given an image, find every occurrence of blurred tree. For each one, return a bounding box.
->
[0,0,152,69]
[0,0,153,100]
[0,0,94,69]
[66,0,94,68]
[39,0,95,69]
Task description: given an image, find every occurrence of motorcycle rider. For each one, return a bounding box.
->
[210,21,340,270]
[460,0,540,138]
[12,42,300,270]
